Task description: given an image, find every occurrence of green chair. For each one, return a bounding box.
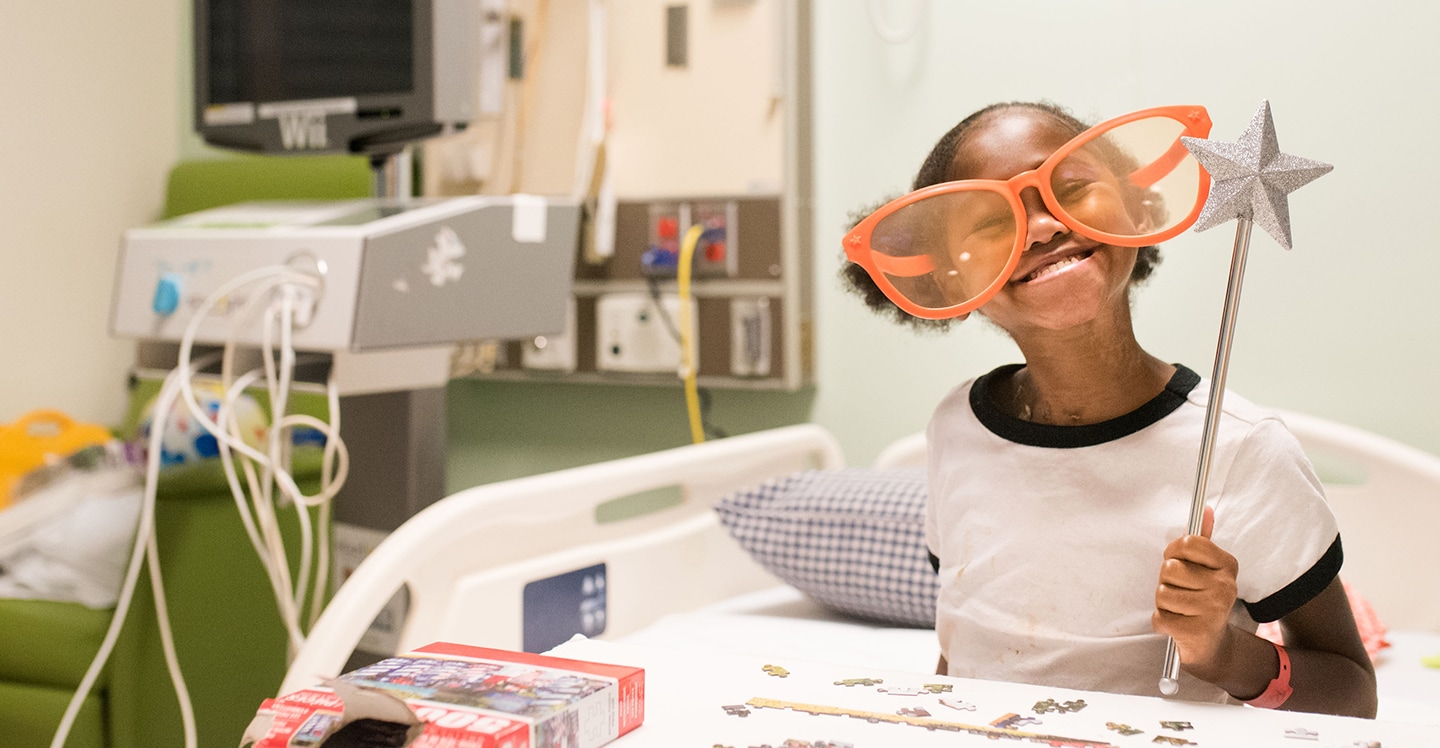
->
[0,154,370,747]
[161,155,373,220]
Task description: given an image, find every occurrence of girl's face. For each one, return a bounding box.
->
[950,108,1140,338]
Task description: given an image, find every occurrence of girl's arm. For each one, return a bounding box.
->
[1153,508,1376,717]
[1269,577,1376,717]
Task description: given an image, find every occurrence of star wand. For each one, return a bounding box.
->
[1158,100,1333,696]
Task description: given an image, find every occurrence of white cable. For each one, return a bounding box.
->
[171,268,341,655]
[213,323,294,616]
[245,302,303,650]
[866,0,926,44]
[275,293,317,632]
[145,522,197,746]
[216,368,298,631]
[217,368,271,555]
[176,269,317,463]
[277,414,350,505]
[309,376,341,628]
[50,357,214,748]
[50,263,348,746]
[215,365,309,651]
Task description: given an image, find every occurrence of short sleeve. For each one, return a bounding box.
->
[1210,417,1341,623]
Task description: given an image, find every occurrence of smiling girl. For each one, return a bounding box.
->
[842,102,1376,717]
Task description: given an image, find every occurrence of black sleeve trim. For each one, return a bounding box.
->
[928,550,941,574]
[1243,534,1343,623]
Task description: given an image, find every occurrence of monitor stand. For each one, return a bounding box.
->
[335,144,446,533]
[333,144,448,667]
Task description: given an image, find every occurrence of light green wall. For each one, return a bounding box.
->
[808,1,1440,463]
[445,380,814,489]
[447,1,1440,486]
[140,0,1440,492]
[6,1,1438,478]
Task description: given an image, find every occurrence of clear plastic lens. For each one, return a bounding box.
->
[870,189,1018,310]
[1051,115,1200,238]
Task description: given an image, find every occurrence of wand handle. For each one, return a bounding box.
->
[1160,217,1255,696]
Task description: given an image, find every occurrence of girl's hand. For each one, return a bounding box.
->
[1152,506,1241,677]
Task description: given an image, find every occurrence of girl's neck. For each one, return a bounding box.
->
[1004,315,1174,426]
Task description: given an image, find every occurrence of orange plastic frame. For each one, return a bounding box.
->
[843,104,1213,320]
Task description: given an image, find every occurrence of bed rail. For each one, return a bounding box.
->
[281,424,844,695]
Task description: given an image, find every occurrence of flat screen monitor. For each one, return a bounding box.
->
[194,0,478,155]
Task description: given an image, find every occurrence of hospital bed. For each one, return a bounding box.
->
[280,416,1440,744]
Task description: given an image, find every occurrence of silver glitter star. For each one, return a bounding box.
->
[1180,100,1333,249]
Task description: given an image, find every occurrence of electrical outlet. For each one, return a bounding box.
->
[730,297,771,376]
[521,296,577,372]
[596,292,697,374]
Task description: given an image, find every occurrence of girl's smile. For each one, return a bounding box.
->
[1011,243,1100,285]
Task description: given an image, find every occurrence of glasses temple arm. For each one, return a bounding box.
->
[869,253,938,277]
[1127,136,1192,189]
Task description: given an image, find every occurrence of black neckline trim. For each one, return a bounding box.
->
[969,363,1201,448]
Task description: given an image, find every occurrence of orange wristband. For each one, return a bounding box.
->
[1245,640,1293,709]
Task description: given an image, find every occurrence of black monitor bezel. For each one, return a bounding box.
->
[193,0,443,155]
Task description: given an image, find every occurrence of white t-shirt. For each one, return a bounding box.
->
[924,364,1341,704]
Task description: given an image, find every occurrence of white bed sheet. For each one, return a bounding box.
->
[618,585,1440,726]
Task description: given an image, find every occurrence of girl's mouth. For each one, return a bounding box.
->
[1017,248,1096,284]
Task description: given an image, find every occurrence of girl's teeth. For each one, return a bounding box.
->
[1028,255,1080,281]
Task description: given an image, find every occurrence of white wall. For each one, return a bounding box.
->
[0,1,184,426]
[809,0,1440,463]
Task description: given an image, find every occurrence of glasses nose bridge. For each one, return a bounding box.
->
[1005,169,1060,221]
[1005,169,1047,199]
[1004,169,1068,248]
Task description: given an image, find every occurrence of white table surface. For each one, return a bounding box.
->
[612,586,1440,727]
[550,636,1435,748]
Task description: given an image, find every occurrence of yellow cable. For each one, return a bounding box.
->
[677,224,705,443]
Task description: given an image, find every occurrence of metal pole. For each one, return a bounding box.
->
[1159,216,1255,696]
[370,146,414,201]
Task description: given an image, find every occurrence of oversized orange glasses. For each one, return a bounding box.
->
[843,105,1213,320]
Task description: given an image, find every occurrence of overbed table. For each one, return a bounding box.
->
[551,637,1433,747]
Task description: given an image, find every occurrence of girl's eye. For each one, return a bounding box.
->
[1055,178,1097,202]
[971,212,1014,235]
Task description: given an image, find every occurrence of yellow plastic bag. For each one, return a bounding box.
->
[0,410,111,510]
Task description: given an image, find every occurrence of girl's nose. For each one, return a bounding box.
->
[1020,189,1067,250]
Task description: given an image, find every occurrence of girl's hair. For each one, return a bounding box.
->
[839,101,1163,332]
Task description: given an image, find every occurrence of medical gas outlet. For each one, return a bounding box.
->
[639,201,738,278]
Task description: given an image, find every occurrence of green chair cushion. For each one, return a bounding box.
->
[0,679,105,748]
[0,599,111,689]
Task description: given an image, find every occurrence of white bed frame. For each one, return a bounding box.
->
[282,424,844,694]
[283,413,1440,702]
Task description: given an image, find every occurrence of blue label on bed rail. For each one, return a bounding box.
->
[522,563,607,653]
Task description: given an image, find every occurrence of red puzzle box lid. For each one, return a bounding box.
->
[242,642,645,748]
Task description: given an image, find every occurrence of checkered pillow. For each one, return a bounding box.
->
[714,468,937,628]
